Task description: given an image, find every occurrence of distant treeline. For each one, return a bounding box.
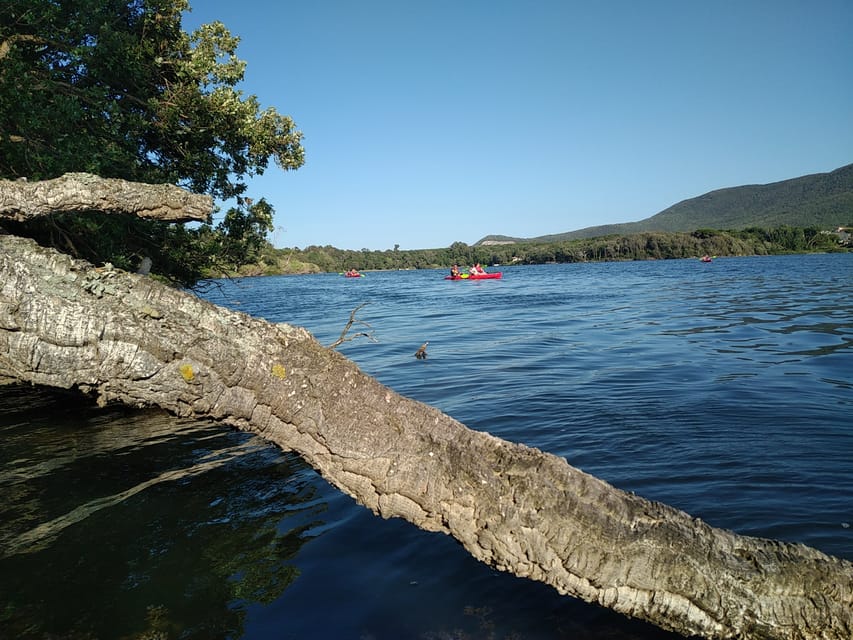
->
[239,226,850,276]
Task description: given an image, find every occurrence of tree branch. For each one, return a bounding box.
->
[0,173,212,223]
[0,34,45,61]
[328,302,378,349]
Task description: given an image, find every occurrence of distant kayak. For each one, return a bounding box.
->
[445,272,502,280]
[344,273,365,278]
[700,256,713,263]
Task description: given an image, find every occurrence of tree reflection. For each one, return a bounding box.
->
[0,385,323,639]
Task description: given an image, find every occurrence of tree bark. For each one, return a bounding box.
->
[0,173,212,222]
[1,180,851,640]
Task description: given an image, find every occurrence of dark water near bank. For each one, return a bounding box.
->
[1,254,851,639]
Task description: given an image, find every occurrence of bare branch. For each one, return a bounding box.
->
[328,302,378,349]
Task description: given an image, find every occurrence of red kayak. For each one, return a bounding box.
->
[445,272,502,280]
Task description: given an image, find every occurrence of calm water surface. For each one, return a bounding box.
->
[1,254,851,639]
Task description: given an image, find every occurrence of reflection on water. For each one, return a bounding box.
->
[0,386,322,639]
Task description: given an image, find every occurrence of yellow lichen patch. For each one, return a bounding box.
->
[271,363,287,379]
[179,363,195,381]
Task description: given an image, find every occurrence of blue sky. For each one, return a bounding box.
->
[182,1,853,251]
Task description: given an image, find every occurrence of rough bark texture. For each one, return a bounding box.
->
[1,181,851,640]
[0,173,212,222]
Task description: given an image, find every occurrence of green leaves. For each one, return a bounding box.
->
[216,198,275,270]
[0,0,304,287]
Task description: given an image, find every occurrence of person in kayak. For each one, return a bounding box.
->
[469,263,486,275]
[450,264,461,278]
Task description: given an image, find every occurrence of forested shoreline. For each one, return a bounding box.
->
[226,225,852,277]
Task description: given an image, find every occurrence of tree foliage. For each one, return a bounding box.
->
[264,226,849,274]
[0,0,304,286]
[216,198,275,270]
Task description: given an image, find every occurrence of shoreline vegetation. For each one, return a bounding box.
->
[214,225,852,278]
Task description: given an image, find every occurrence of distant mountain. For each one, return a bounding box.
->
[476,163,853,245]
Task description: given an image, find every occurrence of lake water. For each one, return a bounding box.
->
[1,254,851,639]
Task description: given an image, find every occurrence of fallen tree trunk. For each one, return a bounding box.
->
[1,187,851,640]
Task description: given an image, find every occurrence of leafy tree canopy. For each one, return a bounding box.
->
[0,0,304,286]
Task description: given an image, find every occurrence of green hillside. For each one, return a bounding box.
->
[477,163,853,244]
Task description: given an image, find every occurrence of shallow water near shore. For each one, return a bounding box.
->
[1,253,851,639]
